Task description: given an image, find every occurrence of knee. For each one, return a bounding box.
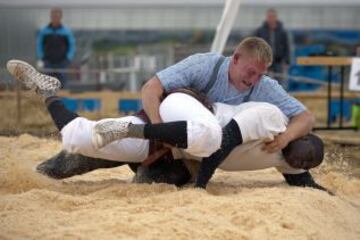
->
[186,121,222,157]
[61,117,94,153]
[159,93,185,122]
[233,103,288,143]
[159,92,212,122]
[252,103,287,125]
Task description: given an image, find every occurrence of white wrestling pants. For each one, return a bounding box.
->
[61,116,149,162]
[60,92,304,174]
[159,92,289,156]
[161,93,305,174]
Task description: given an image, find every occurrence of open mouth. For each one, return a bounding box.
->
[242,80,251,87]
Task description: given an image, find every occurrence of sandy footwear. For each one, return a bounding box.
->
[36,150,126,179]
[6,59,61,98]
[92,119,131,149]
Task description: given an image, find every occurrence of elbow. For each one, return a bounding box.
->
[292,110,316,132]
[299,110,315,130]
[141,80,151,94]
[142,76,164,97]
[307,111,316,129]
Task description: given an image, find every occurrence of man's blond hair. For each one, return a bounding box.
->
[235,37,273,66]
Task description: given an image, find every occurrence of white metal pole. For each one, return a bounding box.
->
[211,0,241,54]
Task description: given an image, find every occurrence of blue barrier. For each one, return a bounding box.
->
[60,97,101,112]
[61,97,78,112]
[288,65,324,92]
[118,99,142,114]
[294,44,326,57]
[81,98,101,112]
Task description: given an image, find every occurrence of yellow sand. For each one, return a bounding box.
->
[0,135,359,240]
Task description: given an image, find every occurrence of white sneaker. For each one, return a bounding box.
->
[92,119,131,149]
[6,59,61,98]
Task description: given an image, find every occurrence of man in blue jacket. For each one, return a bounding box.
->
[36,7,75,88]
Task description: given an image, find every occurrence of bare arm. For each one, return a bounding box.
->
[141,76,165,124]
[263,110,315,153]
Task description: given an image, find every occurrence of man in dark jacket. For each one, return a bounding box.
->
[36,7,75,88]
[255,9,290,80]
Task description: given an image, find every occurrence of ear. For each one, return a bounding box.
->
[233,53,240,64]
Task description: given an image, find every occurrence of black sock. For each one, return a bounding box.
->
[128,124,145,138]
[195,119,242,188]
[46,97,79,131]
[143,121,188,148]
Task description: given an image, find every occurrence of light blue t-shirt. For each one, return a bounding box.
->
[156,52,305,118]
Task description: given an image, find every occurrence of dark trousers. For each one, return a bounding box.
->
[47,98,78,131]
[44,60,69,88]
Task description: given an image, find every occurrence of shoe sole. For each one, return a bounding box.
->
[6,59,61,91]
[7,59,37,90]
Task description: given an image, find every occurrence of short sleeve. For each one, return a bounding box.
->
[156,53,219,92]
[252,77,306,118]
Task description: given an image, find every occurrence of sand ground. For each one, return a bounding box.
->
[0,134,359,240]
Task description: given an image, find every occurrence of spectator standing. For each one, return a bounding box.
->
[255,8,290,87]
[36,7,75,88]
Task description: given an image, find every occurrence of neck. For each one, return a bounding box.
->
[51,23,61,28]
[269,22,277,30]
